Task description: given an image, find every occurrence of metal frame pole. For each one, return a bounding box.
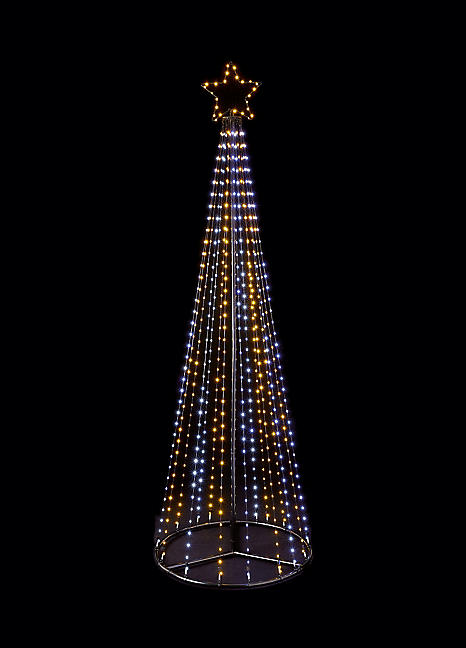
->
[228,116,238,548]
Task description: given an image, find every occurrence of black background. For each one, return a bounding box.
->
[56,27,409,630]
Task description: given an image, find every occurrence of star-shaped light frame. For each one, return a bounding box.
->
[202,62,261,121]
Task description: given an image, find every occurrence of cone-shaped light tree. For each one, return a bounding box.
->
[154,62,312,588]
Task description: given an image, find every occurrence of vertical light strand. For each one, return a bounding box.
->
[179,178,218,532]
[205,215,222,525]
[207,131,228,527]
[245,205,292,530]
[239,128,309,548]
[186,136,224,552]
[208,131,227,527]
[234,130,260,548]
[242,155,297,536]
[234,129,250,525]
[251,242,293,566]
[159,157,218,538]
[200,172,224,526]
[253,219,283,568]
[237,129,297,570]
[236,205,253,576]
[229,122,238,527]
[237,228,249,522]
[183,223,215,568]
[237,150,262,526]
[252,224,305,536]
[241,242,259,523]
[230,122,251,580]
[207,235,223,524]
[239,183,274,527]
[178,125,236,533]
[216,126,231,579]
[235,126,258,579]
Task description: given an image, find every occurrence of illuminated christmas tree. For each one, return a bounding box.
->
[154,62,312,588]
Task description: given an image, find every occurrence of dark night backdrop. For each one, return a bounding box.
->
[63,32,406,628]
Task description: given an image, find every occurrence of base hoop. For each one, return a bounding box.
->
[154,519,312,589]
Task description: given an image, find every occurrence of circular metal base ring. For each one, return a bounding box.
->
[154,520,312,589]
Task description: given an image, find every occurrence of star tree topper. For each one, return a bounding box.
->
[202,62,261,121]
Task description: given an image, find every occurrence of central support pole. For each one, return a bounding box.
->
[227,116,240,552]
